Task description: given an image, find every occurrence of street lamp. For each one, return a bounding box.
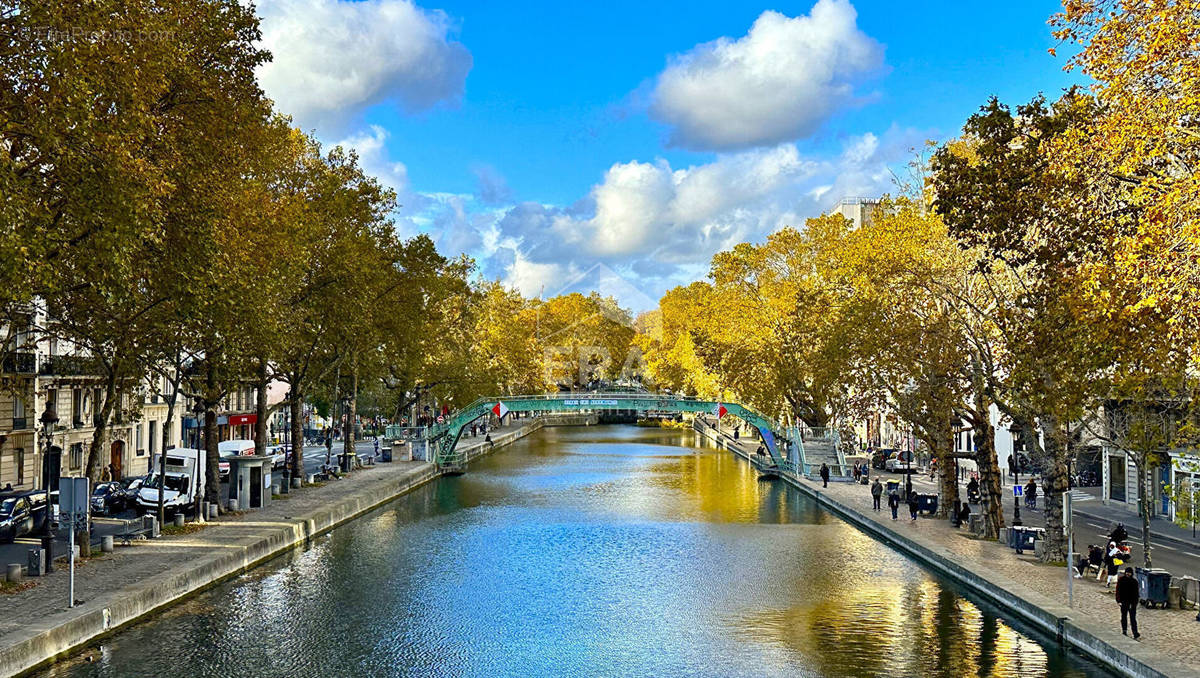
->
[192,401,204,449]
[39,406,58,574]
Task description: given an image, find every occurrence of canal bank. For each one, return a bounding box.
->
[693,417,1199,678]
[0,415,573,678]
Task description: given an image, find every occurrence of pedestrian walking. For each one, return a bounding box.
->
[888,490,900,520]
[1116,567,1140,639]
[819,463,830,488]
[852,463,860,483]
[734,427,740,441]
[871,478,883,511]
[1105,540,1122,587]
[907,490,920,521]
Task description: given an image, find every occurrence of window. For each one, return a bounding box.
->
[15,448,23,485]
[72,388,83,428]
[148,421,157,457]
[135,424,143,455]
[70,442,83,470]
[45,389,57,418]
[12,395,26,430]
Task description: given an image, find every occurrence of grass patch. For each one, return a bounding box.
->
[161,521,207,537]
[0,579,38,594]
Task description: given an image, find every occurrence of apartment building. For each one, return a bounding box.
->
[2,310,260,488]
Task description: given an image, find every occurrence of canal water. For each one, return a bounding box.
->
[41,426,1113,678]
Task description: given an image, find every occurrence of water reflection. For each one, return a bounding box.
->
[41,425,1110,678]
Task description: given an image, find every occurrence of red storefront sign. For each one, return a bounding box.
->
[228,414,258,426]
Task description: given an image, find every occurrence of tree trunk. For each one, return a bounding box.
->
[290,389,304,482]
[970,356,1004,539]
[1039,417,1069,563]
[85,370,120,481]
[935,405,959,518]
[973,415,1004,539]
[343,365,358,467]
[1138,460,1153,567]
[254,359,269,457]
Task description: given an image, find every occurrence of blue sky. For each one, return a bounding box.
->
[254,0,1082,311]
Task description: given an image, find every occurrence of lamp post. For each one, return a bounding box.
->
[339,394,352,473]
[39,406,58,574]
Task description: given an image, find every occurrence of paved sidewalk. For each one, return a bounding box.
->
[708,428,1200,675]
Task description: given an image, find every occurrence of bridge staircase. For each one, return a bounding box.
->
[789,426,849,480]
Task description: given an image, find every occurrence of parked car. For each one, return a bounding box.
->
[123,475,146,494]
[218,440,256,481]
[886,450,917,473]
[266,444,291,470]
[90,481,131,516]
[0,494,34,542]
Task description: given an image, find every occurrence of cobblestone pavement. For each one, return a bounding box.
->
[0,419,532,644]
[718,432,1200,671]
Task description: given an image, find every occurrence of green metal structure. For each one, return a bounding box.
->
[419,393,784,472]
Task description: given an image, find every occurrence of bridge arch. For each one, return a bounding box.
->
[420,393,789,472]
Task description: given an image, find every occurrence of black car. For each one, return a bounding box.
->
[90,482,130,516]
[0,495,35,542]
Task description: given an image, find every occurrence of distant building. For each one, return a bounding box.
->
[835,196,883,228]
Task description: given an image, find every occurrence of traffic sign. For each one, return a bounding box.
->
[493,401,509,418]
[59,476,90,523]
[1013,484,1023,497]
[436,415,445,424]
[713,403,728,419]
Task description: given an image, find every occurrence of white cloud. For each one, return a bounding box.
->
[335,125,411,193]
[484,127,924,305]
[649,0,882,151]
[257,0,472,132]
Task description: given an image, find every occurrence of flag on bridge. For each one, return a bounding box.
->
[713,403,727,419]
[493,401,509,418]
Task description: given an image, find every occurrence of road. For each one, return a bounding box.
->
[0,440,382,570]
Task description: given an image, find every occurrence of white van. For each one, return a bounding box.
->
[218,439,256,481]
[136,448,206,517]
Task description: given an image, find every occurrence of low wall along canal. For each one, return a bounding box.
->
[28,424,1119,678]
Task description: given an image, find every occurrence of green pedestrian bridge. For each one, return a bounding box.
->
[388,393,847,478]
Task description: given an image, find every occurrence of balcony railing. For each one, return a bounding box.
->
[11,417,27,430]
[1,352,36,374]
[38,354,98,376]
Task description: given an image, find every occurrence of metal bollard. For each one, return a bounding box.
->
[207,504,218,520]
[306,474,315,484]
[6,563,21,583]
[228,498,239,512]
[291,477,301,489]
[173,514,185,528]
[101,535,114,553]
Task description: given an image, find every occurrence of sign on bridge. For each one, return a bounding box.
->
[561,399,619,406]
[493,401,509,417]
